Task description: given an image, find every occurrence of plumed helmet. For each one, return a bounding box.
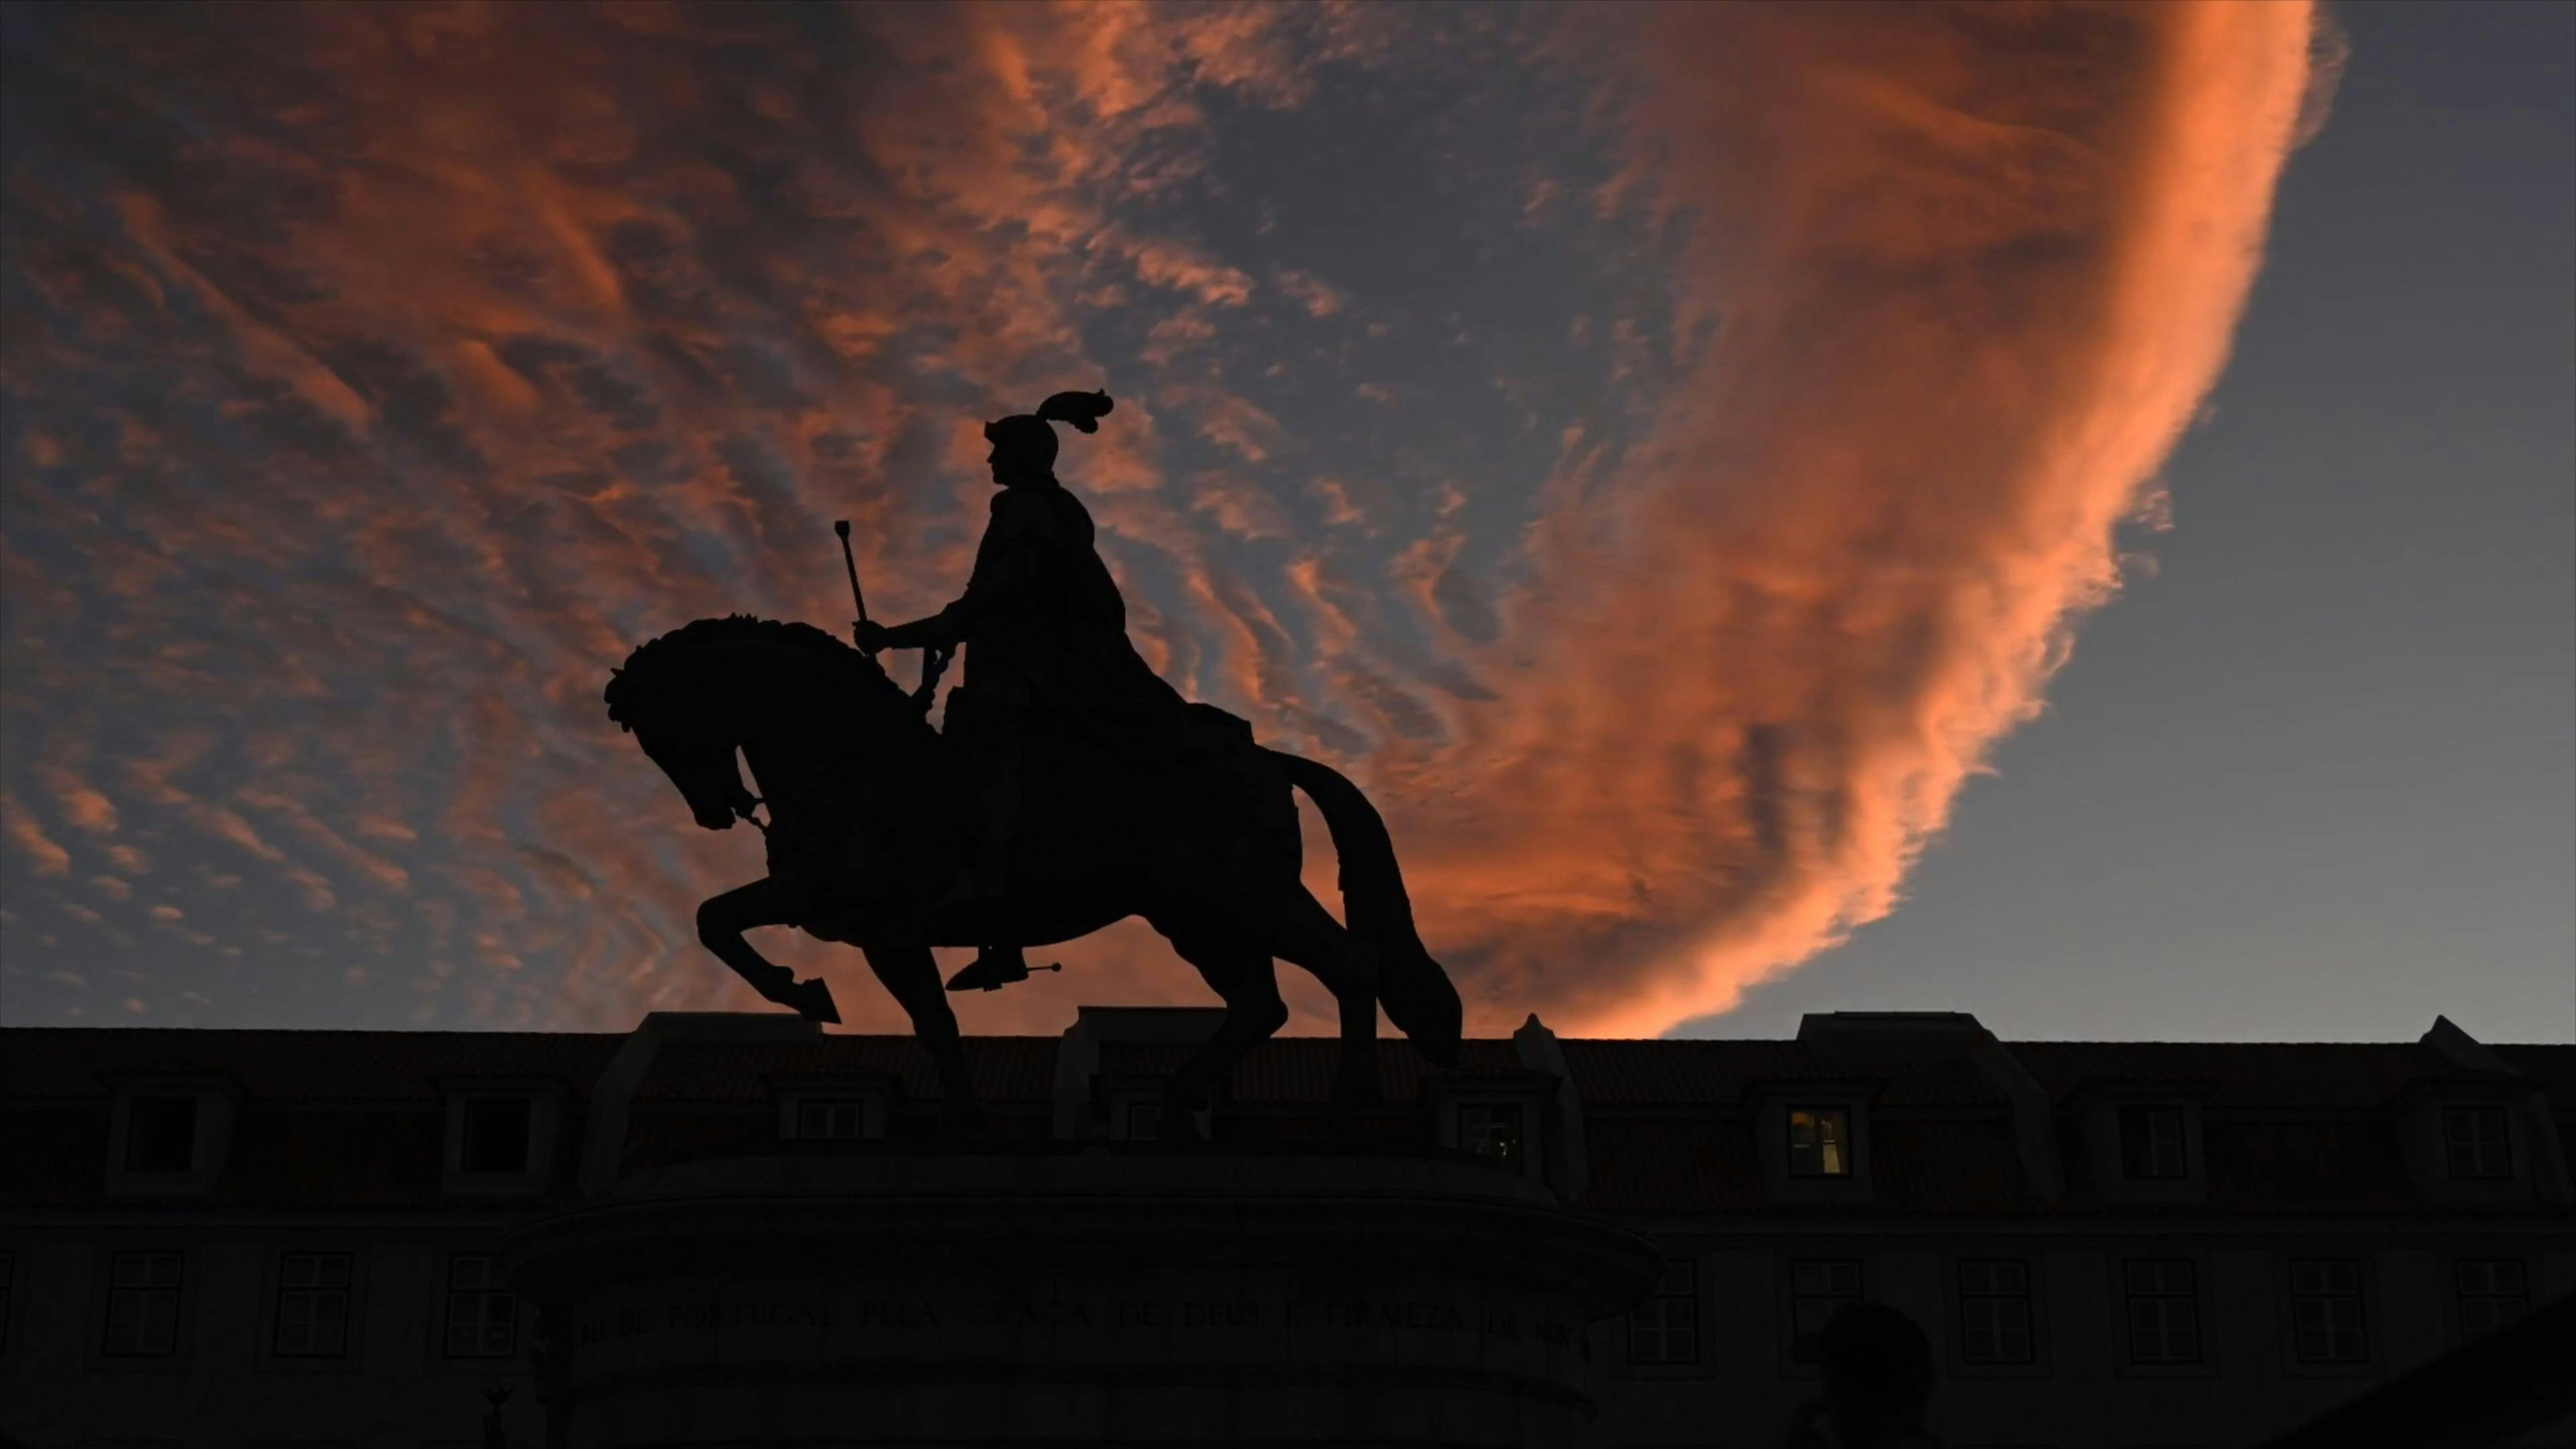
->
[984,389,1114,476]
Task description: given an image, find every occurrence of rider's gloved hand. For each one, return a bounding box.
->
[854,619,895,652]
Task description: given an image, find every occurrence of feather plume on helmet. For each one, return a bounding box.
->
[983,390,1114,481]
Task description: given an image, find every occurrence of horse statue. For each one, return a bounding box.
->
[604,615,1463,1135]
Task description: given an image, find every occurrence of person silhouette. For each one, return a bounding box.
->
[1782,1301,1945,1449]
[857,389,1187,991]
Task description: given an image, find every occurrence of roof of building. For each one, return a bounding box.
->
[0,1027,626,1102]
[3,1026,2563,1111]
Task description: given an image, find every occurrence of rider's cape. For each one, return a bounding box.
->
[918,482,1191,748]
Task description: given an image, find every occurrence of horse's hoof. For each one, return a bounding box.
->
[791,977,841,1024]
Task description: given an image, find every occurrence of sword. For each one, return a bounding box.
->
[833,520,873,654]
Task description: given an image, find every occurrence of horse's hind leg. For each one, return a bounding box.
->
[1249,883,1383,1125]
[1152,924,1290,1144]
[859,941,981,1130]
[697,878,841,1024]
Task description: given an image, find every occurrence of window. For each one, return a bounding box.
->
[274,1252,352,1358]
[2456,1260,2527,1336]
[103,1251,182,1356]
[2117,1106,2186,1180]
[1626,1258,1698,1364]
[2443,1107,2512,1179]
[2123,1259,2199,1364]
[2289,1259,2367,1362]
[1459,1103,1525,1167]
[442,1256,516,1358]
[1958,1259,2033,1364]
[1790,1258,1863,1338]
[459,1097,533,1174]
[1121,1100,1163,1141]
[796,1097,869,1139]
[125,1095,198,1173]
[1786,1108,1851,1178]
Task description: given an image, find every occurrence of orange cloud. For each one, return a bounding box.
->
[1393,1,2322,1034]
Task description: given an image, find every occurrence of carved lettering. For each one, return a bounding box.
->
[1180,1300,1261,1329]
[1323,1299,1466,1332]
[665,1299,845,1331]
[1115,1300,1161,1328]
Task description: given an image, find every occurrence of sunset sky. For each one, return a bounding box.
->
[3,2,2567,1044]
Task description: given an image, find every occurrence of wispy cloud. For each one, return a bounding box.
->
[1,2,2320,1037]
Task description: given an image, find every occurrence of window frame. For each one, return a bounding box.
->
[2119,1256,2205,1372]
[796,1097,872,1140]
[271,1250,356,1361]
[101,1074,241,1199]
[2453,1258,2529,1340]
[1753,1083,1875,1205]
[1458,1100,1531,1171]
[1785,1106,1854,1179]
[2277,1255,2375,1377]
[2116,1104,2188,1181]
[435,1077,567,1198]
[100,1249,186,1360]
[2440,1106,2514,1180]
[458,1095,535,1175]
[771,1075,898,1142]
[1782,1254,1867,1373]
[439,1254,521,1362]
[1623,1256,1701,1370]
[1956,1258,2036,1368]
[122,1093,201,1173]
[1428,1084,1552,1183]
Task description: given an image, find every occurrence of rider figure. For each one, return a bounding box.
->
[857,390,1184,991]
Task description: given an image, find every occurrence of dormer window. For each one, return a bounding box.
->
[774,1077,895,1142]
[1460,1102,1526,1167]
[2069,1088,2206,1205]
[2443,1106,2512,1179]
[1756,1085,1874,1205]
[103,1074,240,1198]
[124,1095,199,1173]
[459,1097,534,1175]
[2118,1105,2188,1180]
[1430,1085,1551,1183]
[1787,1107,1852,1178]
[797,1098,871,1140]
[435,1078,564,1196]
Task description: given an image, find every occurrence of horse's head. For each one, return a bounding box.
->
[606,615,908,833]
[605,667,757,834]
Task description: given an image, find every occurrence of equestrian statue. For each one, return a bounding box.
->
[603,390,1463,1136]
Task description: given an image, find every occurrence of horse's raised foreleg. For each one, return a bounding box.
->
[858,940,980,1130]
[1152,925,1291,1145]
[696,879,841,1024]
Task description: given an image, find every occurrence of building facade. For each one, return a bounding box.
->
[1,1008,2569,1448]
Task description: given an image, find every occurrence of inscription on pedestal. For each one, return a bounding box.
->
[576,1291,1578,1348]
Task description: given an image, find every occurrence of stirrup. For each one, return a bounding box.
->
[944,949,1063,993]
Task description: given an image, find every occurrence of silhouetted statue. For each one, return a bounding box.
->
[855,390,1187,992]
[604,392,1463,1133]
[1782,1302,1944,1449]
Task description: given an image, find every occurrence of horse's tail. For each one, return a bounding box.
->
[1267,748,1464,1065]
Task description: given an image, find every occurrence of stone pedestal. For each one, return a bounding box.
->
[502,1148,1662,1448]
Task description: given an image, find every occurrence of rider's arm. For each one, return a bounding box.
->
[881,491,1044,650]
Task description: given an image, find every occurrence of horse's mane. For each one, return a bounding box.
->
[604,614,894,728]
